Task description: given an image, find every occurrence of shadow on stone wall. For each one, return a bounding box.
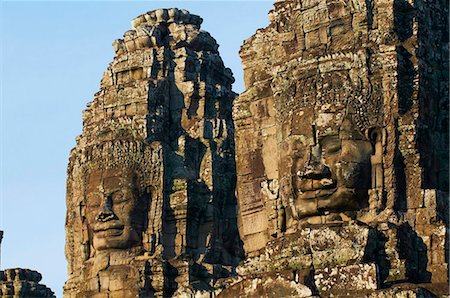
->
[410,0,448,191]
[393,0,448,284]
[393,121,408,212]
[373,231,391,287]
[143,26,243,294]
[397,223,431,283]
[364,223,431,287]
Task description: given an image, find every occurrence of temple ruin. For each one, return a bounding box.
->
[64,2,448,297]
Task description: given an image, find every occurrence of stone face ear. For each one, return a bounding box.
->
[368,127,384,189]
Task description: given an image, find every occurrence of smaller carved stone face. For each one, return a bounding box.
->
[85,168,148,252]
[293,118,372,219]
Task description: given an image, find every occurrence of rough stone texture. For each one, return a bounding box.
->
[231,0,448,296]
[217,274,314,298]
[64,2,448,297]
[237,222,376,276]
[64,8,241,297]
[365,285,441,298]
[0,268,55,297]
[314,263,378,293]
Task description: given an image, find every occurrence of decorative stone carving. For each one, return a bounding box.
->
[63,1,448,297]
[231,0,448,296]
[292,117,373,222]
[64,8,241,297]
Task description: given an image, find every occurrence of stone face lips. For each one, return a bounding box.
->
[64,8,240,297]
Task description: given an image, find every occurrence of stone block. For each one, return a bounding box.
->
[430,250,446,265]
[243,231,268,254]
[386,260,407,282]
[309,223,374,268]
[314,263,378,294]
[366,287,437,298]
[429,264,449,283]
[305,30,321,49]
[110,290,136,298]
[408,190,425,209]
[416,208,432,225]
[242,211,268,236]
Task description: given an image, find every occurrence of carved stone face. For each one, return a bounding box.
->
[293,118,372,219]
[85,167,148,252]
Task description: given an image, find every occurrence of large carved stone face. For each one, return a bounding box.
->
[85,167,148,252]
[293,118,372,219]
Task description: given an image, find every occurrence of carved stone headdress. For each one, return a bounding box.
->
[68,135,163,193]
[272,51,384,136]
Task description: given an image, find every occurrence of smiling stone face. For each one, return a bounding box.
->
[86,167,148,251]
[293,118,372,220]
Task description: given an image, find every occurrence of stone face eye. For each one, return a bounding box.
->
[320,136,341,155]
[324,144,341,155]
[111,191,127,204]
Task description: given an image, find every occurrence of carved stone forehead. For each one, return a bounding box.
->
[84,140,157,166]
[289,105,367,150]
[86,167,135,190]
[309,115,366,143]
[314,109,346,137]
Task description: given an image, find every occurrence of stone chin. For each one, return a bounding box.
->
[93,226,140,251]
[295,187,362,219]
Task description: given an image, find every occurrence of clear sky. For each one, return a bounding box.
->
[0,1,273,297]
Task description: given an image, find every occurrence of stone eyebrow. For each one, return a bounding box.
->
[317,132,339,140]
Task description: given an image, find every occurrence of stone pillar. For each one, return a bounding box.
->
[0,230,3,269]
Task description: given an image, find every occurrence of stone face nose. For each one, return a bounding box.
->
[298,144,331,180]
[96,196,116,222]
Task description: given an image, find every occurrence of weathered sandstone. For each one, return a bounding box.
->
[64,2,448,297]
[64,8,240,297]
[0,268,55,297]
[231,0,448,296]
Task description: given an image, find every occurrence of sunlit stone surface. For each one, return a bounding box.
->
[0,268,55,297]
[64,1,448,297]
[231,0,448,296]
[64,8,241,297]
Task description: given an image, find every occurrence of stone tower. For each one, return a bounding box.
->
[232,0,448,296]
[0,232,55,297]
[64,8,241,297]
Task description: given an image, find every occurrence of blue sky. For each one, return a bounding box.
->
[0,1,273,296]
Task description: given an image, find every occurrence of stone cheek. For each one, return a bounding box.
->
[64,8,239,297]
